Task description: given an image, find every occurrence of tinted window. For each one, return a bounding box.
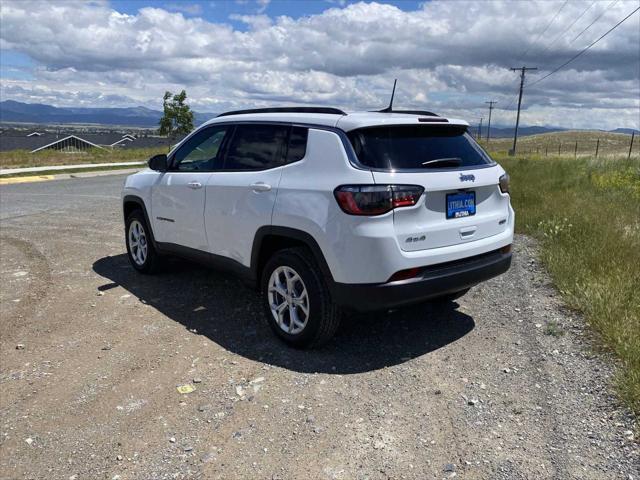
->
[348,126,494,170]
[173,126,228,171]
[287,126,308,163]
[224,124,289,171]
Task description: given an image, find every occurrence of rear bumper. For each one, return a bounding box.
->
[331,248,512,312]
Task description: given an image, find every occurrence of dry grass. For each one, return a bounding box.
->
[0,147,169,169]
[496,151,640,415]
[482,130,638,158]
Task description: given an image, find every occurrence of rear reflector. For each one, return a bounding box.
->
[334,185,424,216]
[500,244,512,254]
[388,267,424,282]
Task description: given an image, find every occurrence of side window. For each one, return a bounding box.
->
[224,124,289,171]
[286,126,308,163]
[172,126,228,171]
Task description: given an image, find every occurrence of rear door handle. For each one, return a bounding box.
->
[187,181,202,190]
[250,182,272,192]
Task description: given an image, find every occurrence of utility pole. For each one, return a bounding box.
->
[478,117,483,140]
[509,66,537,155]
[485,100,497,142]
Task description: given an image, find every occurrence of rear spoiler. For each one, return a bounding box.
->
[418,117,449,123]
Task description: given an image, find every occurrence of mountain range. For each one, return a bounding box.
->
[0,100,215,128]
[0,100,637,137]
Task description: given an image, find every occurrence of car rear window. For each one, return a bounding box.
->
[348,125,494,170]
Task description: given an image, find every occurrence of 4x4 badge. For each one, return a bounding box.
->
[459,173,475,182]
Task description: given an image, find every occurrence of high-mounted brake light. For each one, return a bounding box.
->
[334,185,424,216]
[499,173,510,194]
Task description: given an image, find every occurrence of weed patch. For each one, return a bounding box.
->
[495,153,640,415]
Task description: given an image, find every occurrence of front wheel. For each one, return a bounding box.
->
[261,247,341,348]
[125,209,162,273]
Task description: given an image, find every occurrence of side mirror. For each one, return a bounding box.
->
[148,154,168,172]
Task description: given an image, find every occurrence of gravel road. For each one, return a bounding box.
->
[0,174,637,480]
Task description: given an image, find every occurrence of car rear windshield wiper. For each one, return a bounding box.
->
[421,157,462,168]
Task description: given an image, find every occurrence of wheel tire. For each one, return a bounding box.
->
[125,209,162,274]
[434,288,470,304]
[261,247,341,348]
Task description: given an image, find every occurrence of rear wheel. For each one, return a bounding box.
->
[125,209,162,273]
[261,247,341,348]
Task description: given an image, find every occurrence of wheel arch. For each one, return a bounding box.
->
[251,226,335,290]
[122,195,159,249]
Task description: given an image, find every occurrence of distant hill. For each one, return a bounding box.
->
[470,125,637,139]
[482,126,567,138]
[0,100,215,127]
[1,100,637,135]
[481,129,638,157]
[609,128,640,135]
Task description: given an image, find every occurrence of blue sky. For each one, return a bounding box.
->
[107,0,429,35]
[1,0,639,129]
[110,1,427,25]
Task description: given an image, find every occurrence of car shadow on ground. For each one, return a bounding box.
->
[93,254,475,374]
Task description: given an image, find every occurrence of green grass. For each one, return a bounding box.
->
[495,152,640,415]
[0,147,168,169]
[544,320,565,338]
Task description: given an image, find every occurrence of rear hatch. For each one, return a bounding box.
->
[347,124,510,251]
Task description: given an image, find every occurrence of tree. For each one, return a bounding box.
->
[159,90,194,137]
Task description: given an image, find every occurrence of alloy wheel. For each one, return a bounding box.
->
[128,220,148,266]
[268,266,310,334]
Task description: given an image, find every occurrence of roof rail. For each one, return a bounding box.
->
[217,107,347,117]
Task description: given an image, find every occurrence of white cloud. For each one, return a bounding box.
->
[229,13,273,31]
[164,2,204,15]
[256,0,271,14]
[234,0,269,12]
[0,0,638,129]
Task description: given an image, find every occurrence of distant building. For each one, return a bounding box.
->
[0,130,180,153]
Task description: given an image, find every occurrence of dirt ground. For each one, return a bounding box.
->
[0,175,638,480]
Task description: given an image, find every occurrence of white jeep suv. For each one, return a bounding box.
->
[122,107,514,348]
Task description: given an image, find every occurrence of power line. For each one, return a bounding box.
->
[497,92,521,134]
[528,5,639,87]
[538,1,598,56]
[569,0,619,45]
[503,91,520,111]
[518,0,569,62]
[504,1,569,117]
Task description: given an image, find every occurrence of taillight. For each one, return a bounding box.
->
[334,185,424,216]
[499,173,510,194]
